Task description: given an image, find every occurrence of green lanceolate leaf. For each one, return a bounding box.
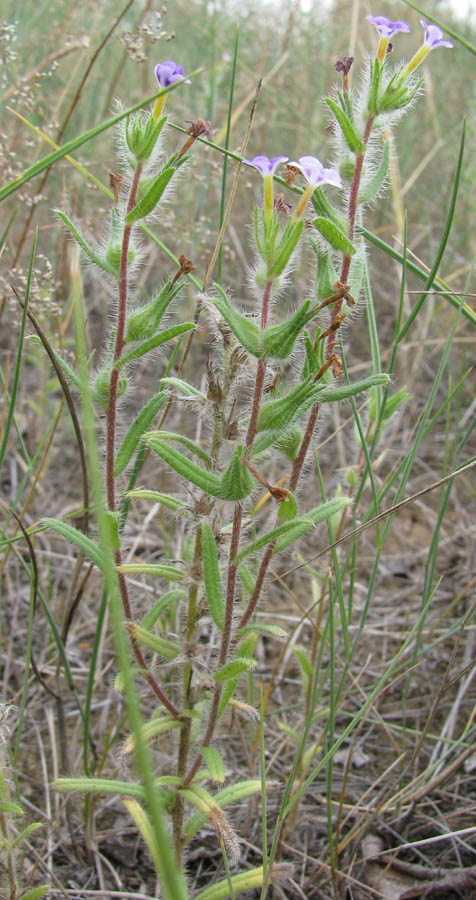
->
[261,300,318,358]
[54,209,117,277]
[129,623,180,659]
[312,241,339,303]
[201,746,226,785]
[318,373,389,403]
[193,866,274,900]
[220,445,254,500]
[19,887,49,900]
[114,390,168,476]
[358,139,390,205]
[125,281,182,343]
[236,623,287,639]
[238,563,256,595]
[274,497,351,553]
[293,646,313,677]
[140,589,187,631]
[105,205,127,273]
[313,217,356,256]
[217,632,259,718]
[41,344,83,392]
[202,521,225,631]
[277,491,298,522]
[122,799,163,873]
[0,801,23,815]
[267,219,303,278]
[184,780,263,841]
[11,822,44,849]
[301,328,327,382]
[348,245,365,303]
[325,97,365,154]
[367,57,382,116]
[161,376,206,400]
[145,435,225,497]
[178,784,221,818]
[256,379,323,432]
[127,489,184,510]
[115,323,195,368]
[234,498,351,564]
[117,563,184,581]
[42,518,105,572]
[208,285,262,357]
[137,114,167,161]
[311,187,347,231]
[153,431,211,467]
[54,776,146,798]
[233,519,313,565]
[125,716,181,752]
[214,657,257,682]
[126,166,175,223]
[273,424,302,461]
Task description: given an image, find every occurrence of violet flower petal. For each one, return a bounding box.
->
[289,156,342,188]
[366,15,410,37]
[242,155,289,176]
[155,60,191,88]
[420,19,454,49]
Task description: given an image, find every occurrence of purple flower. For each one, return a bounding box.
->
[420,19,453,49]
[243,155,289,176]
[404,18,453,75]
[366,15,410,37]
[154,60,191,89]
[289,156,341,189]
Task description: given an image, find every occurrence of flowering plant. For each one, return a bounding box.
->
[44,14,460,898]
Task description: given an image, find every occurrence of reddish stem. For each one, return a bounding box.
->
[106,163,179,720]
[238,540,275,631]
[245,278,273,451]
[183,277,273,785]
[326,115,374,361]
[290,403,321,492]
[239,118,379,628]
[106,164,142,510]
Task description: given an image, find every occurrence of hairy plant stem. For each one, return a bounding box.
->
[183,278,273,785]
[236,119,376,666]
[106,163,179,720]
[245,277,273,451]
[326,115,374,362]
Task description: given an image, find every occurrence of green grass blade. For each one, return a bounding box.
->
[360,226,476,327]
[217,27,239,284]
[0,228,37,472]
[72,266,188,899]
[0,77,198,203]
[396,121,465,343]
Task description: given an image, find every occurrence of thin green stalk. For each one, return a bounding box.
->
[395,121,465,344]
[217,27,239,284]
[12,523,36,765]
[360,225,476,326]
[0,75,200,203]
[339,337,381,551]
[325,580,336,879]
[315,454,350,660]
[72,274,188,900]
[363,257,382,417]
[259,683,268,888]
[173,525,203,858]
[83,588,108,775]
[0,229,36,473]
